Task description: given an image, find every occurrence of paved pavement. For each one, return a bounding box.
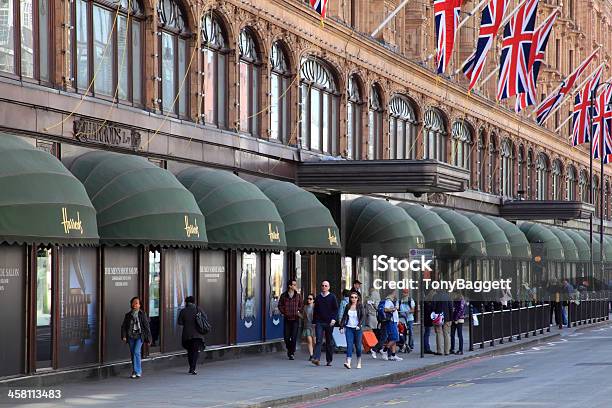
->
[291,324,612,408]
[0,323,602,408]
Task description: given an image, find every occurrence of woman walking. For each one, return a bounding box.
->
[178,296,207,374]
[121,297,152,378]
[450,292,466,355]
[340,292,366,369]
[302,294,315,360]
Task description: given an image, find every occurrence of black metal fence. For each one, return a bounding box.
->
[568,298,609,326]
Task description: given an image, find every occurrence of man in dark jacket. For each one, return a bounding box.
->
[423,290,434,354]
[178,296,207,375]
[433,289,453,355]
[311,281,338,366]
[278,280,303,360]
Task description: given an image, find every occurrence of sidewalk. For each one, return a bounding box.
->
[1,321,608,408]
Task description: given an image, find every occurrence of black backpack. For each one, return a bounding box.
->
[195,310,212,335]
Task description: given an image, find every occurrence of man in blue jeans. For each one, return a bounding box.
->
[311,281,339,366]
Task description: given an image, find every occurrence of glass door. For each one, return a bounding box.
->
[148,249,161,353]
[36,247,53,369]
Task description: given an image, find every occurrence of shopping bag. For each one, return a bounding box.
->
[472,314,479,327]
[332,327,347,349]
[362,330,378,352]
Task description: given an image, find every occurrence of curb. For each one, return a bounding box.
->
[250,332,562,408]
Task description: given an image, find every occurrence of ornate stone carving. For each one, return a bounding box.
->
[427,192,448,206]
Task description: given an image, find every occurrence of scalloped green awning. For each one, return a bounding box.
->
[563,229,590,262]
[345,197,424,257]
[462,213,511,258]
[486,216,531,260]
[177,167,286,251]
[429,208,487,258]
[576,230,603,262]
[0,134,99,246]
[68,151,207,248]
[518,222,564,262]
[549,227,579,262]
[397,203,456,257]
[254,179,340,253]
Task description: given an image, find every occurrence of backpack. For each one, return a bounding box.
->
[377,300,391,323]
[195,310,212,335]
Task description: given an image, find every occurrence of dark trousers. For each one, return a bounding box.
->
[186,339,203,372]
[451,322,463,352]
[373,322,389,353]
[283,318,300,356]
[313,323,334,363]
[550,302,563,328]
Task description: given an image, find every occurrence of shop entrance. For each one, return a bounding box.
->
[36,247,53,369]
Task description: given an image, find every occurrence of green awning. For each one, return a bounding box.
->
[462,213,511,258]
[518,222,564,262]
[0,134,98,246]
[563,229,590,262]
[396,203,456,257]
[549,227,579,262]
[576,230,602,262]
[486,216,531,260]
[177,167,286,251]
[69,151,207,248]
[254,179,340,253]
[603,236,612,261]
[345,197,424,257]
[429,208,487,257]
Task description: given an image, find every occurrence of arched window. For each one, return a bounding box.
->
[500,140,513,197]
[424,109,446,161]
[606,181,610,220]
[300,58,339,154]
[71,0,145,103]
[579,169,588,202]
[552,160,562,200]
[488,136,498,194]
[517,146,524,196]
[269,41,290,143]
[451,121,471,169]
[527,149,534,199]
[202,14,229,128]
[389,96,417,159]
[158,0,189,116]
[239,29,261,136]
[476,132,485,191]
[536,153,549,200]
[594,175,600,218]
[368,85,384,160]
[566,165,576,200]
[346,76,363,159]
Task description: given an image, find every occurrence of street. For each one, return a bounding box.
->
[293,324,612,408]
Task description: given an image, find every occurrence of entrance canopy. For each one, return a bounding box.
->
[486,216,531,260]
[177,167,286,251]
[254,179,340,253]
[563,229,590,262]
[69,151,207,248]
[549,227,579,262]
[462,213,511,259]
[576,230,603,262]
[396,203,455,257]
[0,134,98,246]
[429,208,486,258]
[518,222,564,262]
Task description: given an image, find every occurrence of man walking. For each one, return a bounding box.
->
[279,280,303,360]
[311,281,338,366]
[433,289,453,355]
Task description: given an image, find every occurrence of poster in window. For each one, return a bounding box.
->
[237,252,262,343]
[198,250,227,346]
[58,247,98,368]
[163,249,194,352]
[265,252,285,340]
[0,245,25,377]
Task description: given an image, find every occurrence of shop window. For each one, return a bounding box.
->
[346,75,363,159]
[0,245,26,377]
[201,13,228,127]
[266,252,285,340]
[389,95,417,159]
[269,41,291,143]
[72,0,144,104]
[238,29,261,136]
[237,252,261,343]
[36,246,53,369]
[148,249,161,353]
[423,109,446,161]
[368,85,384,160]
[0,0,51,81]
[163,248,193,352]
[198,250,227,346]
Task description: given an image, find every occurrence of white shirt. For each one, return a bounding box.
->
[384,299,399,323]
[346,309,359,328]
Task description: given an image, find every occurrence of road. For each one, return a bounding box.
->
[292,325,612,408]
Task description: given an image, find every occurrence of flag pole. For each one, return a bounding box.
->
[479,66,499,88]
[456,0,489,32]
[555,115,573,133]
[371,0,411,37]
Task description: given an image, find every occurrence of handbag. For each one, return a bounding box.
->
[431,312,444,326]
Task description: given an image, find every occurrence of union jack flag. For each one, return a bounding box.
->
[515,10,558,112]
[310,0,328,18]
[435,0,464,74]
[592,86,612,162]
[572,66,603,146]
[535,51,598,125]
[463,0,509,91]
[497,0,539,101]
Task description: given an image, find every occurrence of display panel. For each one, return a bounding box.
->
[0,245,25,377]
[198,250,227,346]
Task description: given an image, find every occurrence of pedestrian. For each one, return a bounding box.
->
[423,290,435,355]
[383,291,402,361]
[433,289,453,356]
[278,279,303,360]
[340,292,366,369]
[302,294,316,360]
[366,288,381,330]
[398,289,415,352]
[371,292,389,359]
[562,279,575,328]
[121,296,152,379]
[177,296,206,374]
[351,280,362,298]
[450,292,466,355]
[311,281,339,366]
[338,289,351,322]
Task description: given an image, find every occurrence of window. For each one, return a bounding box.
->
[368,85,384,159]
[500,140,513,197]
[239,29,261,136]
[527,150,534,199]
[488,136,498,194]
[594,176,600,218]
[346,76,363,159]
[517,146,524,196]
[536,153,549,200]
[476,132,485,191]
[0,0,51,81]
[157,0,189,115]
[269,42,291,143]
[451,121,471,169]
[300,58,339,155]
[566,166,576,200]
[423,109,446,161]
[552,160,562,200]
[389,96,417,159]
[201,14,228,128]
[579,169,588,202]
[71,0,144,103]
[606,182,610,220]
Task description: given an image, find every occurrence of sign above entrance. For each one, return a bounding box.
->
[409,248,434,261]
[73,119,142,150]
